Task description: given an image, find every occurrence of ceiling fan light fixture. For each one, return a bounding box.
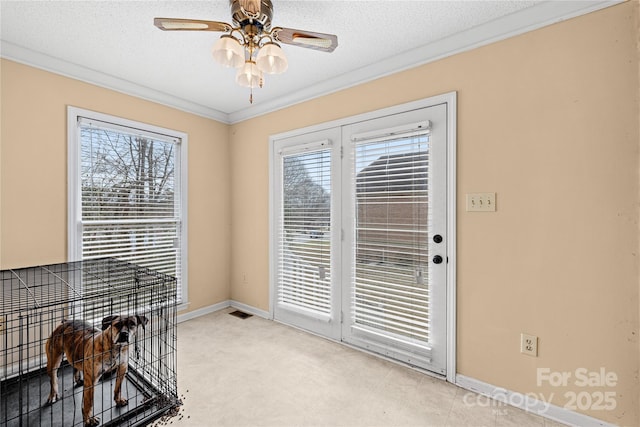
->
[155,0,338,103]
[236,60,263,88]
[256,42,288,74]
[212,35,244,68]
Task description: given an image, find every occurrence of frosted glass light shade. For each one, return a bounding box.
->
[256,42,288,74]
[236,60,263,88]
[212,35,244,68]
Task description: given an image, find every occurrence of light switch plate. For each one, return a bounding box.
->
[466,193,496,212]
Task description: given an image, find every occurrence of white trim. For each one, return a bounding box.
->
[177,300,270,323]
[179,125,189,306]
[268,139,276,320]
[177,300,231,323]
[1,2,621,124]
[67,108,82,263]
[445,93,457,384]
[456,375,617,427]
[230,300,270,319]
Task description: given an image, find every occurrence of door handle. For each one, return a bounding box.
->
[432,255,443,264]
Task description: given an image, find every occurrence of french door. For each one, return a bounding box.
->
[271,127,342,339]
[272,101,450,375]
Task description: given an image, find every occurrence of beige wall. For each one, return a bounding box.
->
[0,60,231,313]
[230,2,639,425]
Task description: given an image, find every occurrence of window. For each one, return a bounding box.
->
[68,107,188,306]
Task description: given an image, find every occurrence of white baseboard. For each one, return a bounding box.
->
[456,375,617,427]
[177,300,231,323]
[229,300,270,319]
[177,300,270,323]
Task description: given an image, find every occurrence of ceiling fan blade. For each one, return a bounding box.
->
[154,18,232,32]
[272,27,338,53]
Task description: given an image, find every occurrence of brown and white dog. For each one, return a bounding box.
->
[45,315,148,426]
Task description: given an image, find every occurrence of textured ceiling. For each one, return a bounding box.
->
[0,1,619,123]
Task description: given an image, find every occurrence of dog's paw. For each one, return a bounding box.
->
[46,394,58,405]
[115,398,128,407]
[85,416,100,426]
[74,379,84,387]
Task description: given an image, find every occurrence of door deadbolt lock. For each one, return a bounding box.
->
[432,255,443,264]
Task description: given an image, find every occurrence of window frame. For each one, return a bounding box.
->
[67,106,189,308]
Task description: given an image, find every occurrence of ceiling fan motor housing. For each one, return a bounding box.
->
[231,0,273,32]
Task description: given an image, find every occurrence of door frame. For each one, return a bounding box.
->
[268,92,457,383]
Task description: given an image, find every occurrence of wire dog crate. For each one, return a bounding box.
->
[0,258,179,427]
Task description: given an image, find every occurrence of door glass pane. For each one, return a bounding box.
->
[353,133,431,346]
[278,149,332,316]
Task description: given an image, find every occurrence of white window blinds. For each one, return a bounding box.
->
[278,145,332,317]
[78,117,183,303]
[351,126,431,346]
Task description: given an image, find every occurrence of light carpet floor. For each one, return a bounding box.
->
[165,308,566,427]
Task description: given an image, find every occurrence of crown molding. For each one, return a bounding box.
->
[0,40,231,124]
[1,1,621,125]
[227,0,621,123]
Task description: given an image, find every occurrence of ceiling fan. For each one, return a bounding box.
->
[154,0,338,103]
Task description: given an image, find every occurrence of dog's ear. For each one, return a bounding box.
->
[136,315,149,329]
[101,315,120,331]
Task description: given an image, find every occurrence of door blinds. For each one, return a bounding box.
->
[277,145,332,318]
[78,117,183,305]
[351,123,432,347]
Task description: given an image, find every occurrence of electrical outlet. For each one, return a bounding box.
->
[466,193,496,212]
[521,333,538,357]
